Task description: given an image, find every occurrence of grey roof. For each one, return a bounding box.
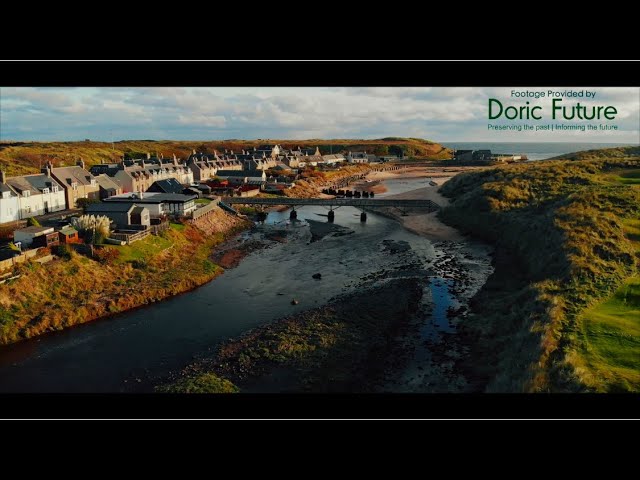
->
[94,174,122,191]
[217,170,264,177]
[104,192,197,204]
[6,174,63,195]
[131,206,148,215]
[15,226,54,234]
[0,183,16,195]
[87,203,136,213]
[51,166,96,187]
[149,178,184,194]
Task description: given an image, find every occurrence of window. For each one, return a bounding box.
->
[90,179,96,187]
[72,182,78,191]
[43,188,50,194]
[52,185,59,193]
[23,190,30,198]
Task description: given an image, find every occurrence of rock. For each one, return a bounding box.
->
[312,273,322,280]
[291,299,299,305]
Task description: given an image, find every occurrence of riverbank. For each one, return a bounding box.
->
[0,207,251,345]
[438,154,640,392]
[157,167,495,393]
[158,277,424,393]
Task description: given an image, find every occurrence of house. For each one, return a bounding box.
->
[3,170,66,220]
[94,174,123,199]
[186,151,218,181]
[0,173,20,224]
[453,150,473,162]
[378,155,399,163]
[347,151,369,163]
[215,169,267,186]
[472,150,492,163]
[90,155,194,194]
[58,226,81,244]
[13,226,56,248]
[48,160,100,209]
[103,192,197,217]
[321,154,346,165]
[147,178,185,194]
[86,202,151,229]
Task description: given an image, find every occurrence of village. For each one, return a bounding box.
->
[0,144,402,271]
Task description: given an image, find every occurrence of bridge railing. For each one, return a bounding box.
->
[221,197,440,210]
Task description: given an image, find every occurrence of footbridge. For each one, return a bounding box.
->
[221,197,440,222]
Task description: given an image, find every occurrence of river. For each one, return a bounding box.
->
[0,177,492,392]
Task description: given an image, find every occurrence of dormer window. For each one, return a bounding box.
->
[23,190,30,198]
[52,185,59,193]
[43,188,50,194]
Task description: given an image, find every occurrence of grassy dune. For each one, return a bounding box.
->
[439,147,639,392]
[0,138,451,176]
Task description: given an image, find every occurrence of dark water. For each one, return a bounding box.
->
[441,142,635,161]
[0,178,492,393]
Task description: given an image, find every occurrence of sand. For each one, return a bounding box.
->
[365,166,482,242]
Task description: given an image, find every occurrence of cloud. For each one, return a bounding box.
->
[0,87,638,143]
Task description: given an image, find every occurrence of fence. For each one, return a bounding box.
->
[0,247,42,272]
[191,200,219,221]
[150,221,169,235]
[110,229,151,245]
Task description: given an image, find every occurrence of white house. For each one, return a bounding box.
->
[1,170,66,222]
[0,181,20,224]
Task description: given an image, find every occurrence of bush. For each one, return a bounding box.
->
[27,217,41,227]
[53,244,73,260]
[157,373,239,393]
[93,247,120,265]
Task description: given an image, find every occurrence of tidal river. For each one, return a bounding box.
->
[0,178,492,392]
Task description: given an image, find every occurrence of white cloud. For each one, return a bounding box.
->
[0,87,638,143]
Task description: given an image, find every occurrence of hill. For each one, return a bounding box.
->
[0,138,451,176]
[549,145,640,161]
[439,151,639,392]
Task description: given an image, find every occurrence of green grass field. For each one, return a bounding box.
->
[114,234,173,264]
[572,218,640,391]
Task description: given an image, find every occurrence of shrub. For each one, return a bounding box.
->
[53,244,73,260]
[157,373,239,393]
[93,247,120,265]
[27,217,41,227]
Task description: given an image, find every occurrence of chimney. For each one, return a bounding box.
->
[160,153,164,159]
[76,158,85,170]
[139,191,143,199]
[146,152,151,160]
[192,149,197,155]
[173,153,178,166]
[0,170,5,184]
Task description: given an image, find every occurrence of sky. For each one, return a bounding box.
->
[1,87,638,143]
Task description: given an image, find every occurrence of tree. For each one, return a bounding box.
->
[27,217,41,227]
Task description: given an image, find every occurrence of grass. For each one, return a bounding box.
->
[157,373,239,393]
[569,217,640,391]
[0,138,450,176]
[169,222,186,231]
[0,209,249,345]
[113,234,173,265]
[438,151,640,392]
[195,198,212,204]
